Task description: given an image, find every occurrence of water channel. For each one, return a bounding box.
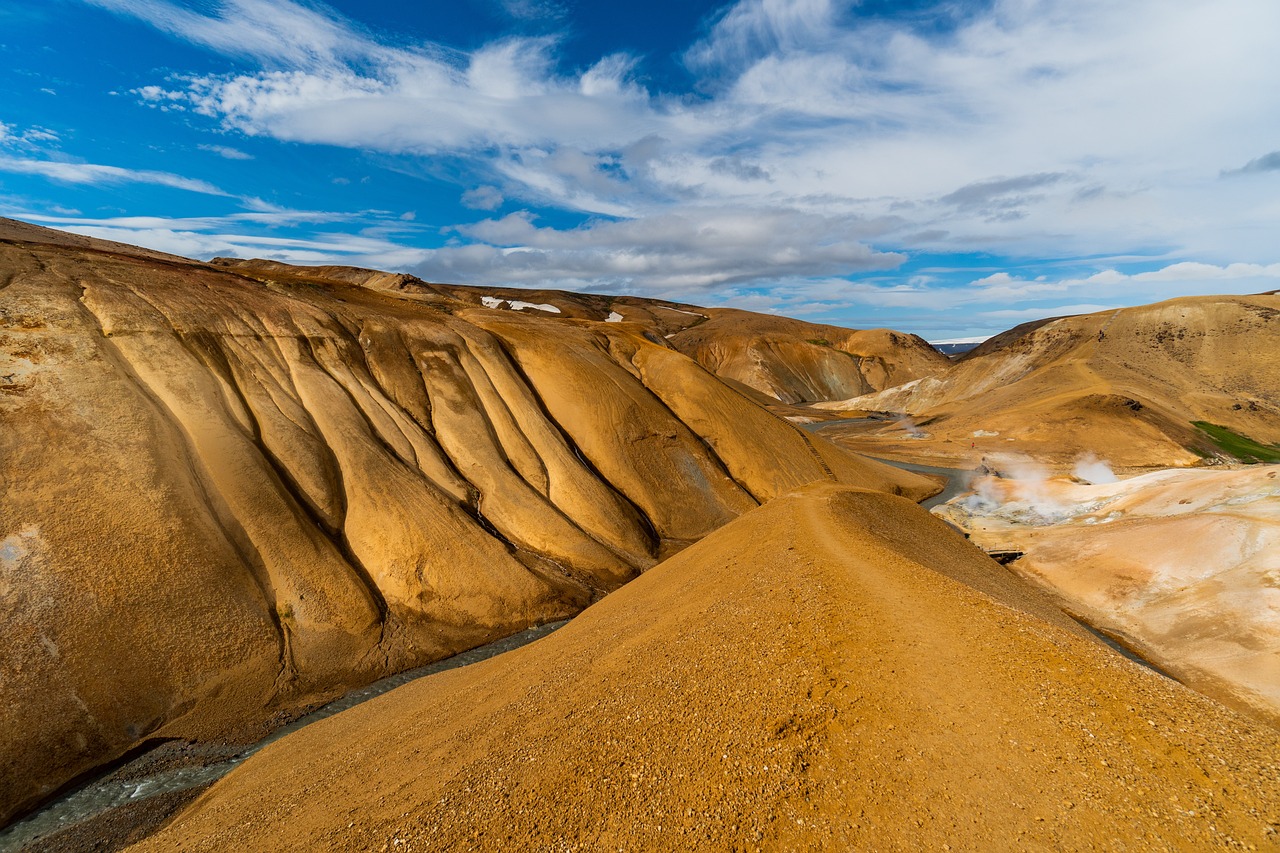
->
[0,620,568,851]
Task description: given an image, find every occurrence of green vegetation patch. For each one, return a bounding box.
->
[806,338,832,347]
[1192,421,1280,463]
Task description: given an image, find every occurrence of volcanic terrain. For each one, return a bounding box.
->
[0,220,932,826]
[3,219,1279,852]
[818,294,1280,468]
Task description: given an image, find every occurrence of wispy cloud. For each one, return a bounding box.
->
[461,185,504,211]
[1222,151,1280,176]
[0,154,228,195]
[17,210,429,268]
[197,143,254,160]
[0,120,61,146]
[80,0,382,68]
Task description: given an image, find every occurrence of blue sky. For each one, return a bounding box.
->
[3,0,1280,340]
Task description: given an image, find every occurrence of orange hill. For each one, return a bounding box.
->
[134,485,1280,852]
[819,293,1280,468]
[0,220,933,825]
[212,257,950,405]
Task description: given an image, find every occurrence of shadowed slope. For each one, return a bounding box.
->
[133,484,1280,852]
[667,309,949,404]
[0,227,934,825]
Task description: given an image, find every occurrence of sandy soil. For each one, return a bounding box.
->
[133,485,1280,851]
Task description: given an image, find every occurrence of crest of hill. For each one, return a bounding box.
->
[210,258,950,404]
[667,308,950,404]
[822,293,1280,467]
[0,217,195,264]
[133,484,1280,852]
[0,231,934,826]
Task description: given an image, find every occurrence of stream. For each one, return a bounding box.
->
[796,418,972,509]
[0,620,568,852]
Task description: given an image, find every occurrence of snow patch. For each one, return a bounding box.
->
[478,296,562,314]
[606,311,624,323]
[508,300,561,314]
[658,305,707,319]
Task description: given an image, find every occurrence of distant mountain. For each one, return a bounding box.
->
[819,294,1280,468]
[930,341,983,357]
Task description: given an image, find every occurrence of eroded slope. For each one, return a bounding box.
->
[0,230,933,825]
[212,259,950,406]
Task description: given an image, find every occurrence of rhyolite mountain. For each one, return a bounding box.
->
[819,293,1280,467]
[211,257,950,406]
[0,219,937,824]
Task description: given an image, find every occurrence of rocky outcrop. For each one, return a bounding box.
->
[0,224,934,825]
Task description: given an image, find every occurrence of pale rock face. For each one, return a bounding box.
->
[0,224,935,824]
[936,464,1280,727]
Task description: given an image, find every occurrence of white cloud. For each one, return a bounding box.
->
[461,185,504,210]
[17,210,430,268]
[496,0,566,22]
[415,207,903,293]
[69,0,1280,324]
[0,121,61,147]
[198,143,254,160]
[0,155,228,195]
[82,0,377,68]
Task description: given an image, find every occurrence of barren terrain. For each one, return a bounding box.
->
[0,220,932,825]
[936,462,1280,728]
[134,485,1280,852]
[817,294,1280,468]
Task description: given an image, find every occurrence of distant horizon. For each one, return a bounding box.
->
[4,0,1280,340]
